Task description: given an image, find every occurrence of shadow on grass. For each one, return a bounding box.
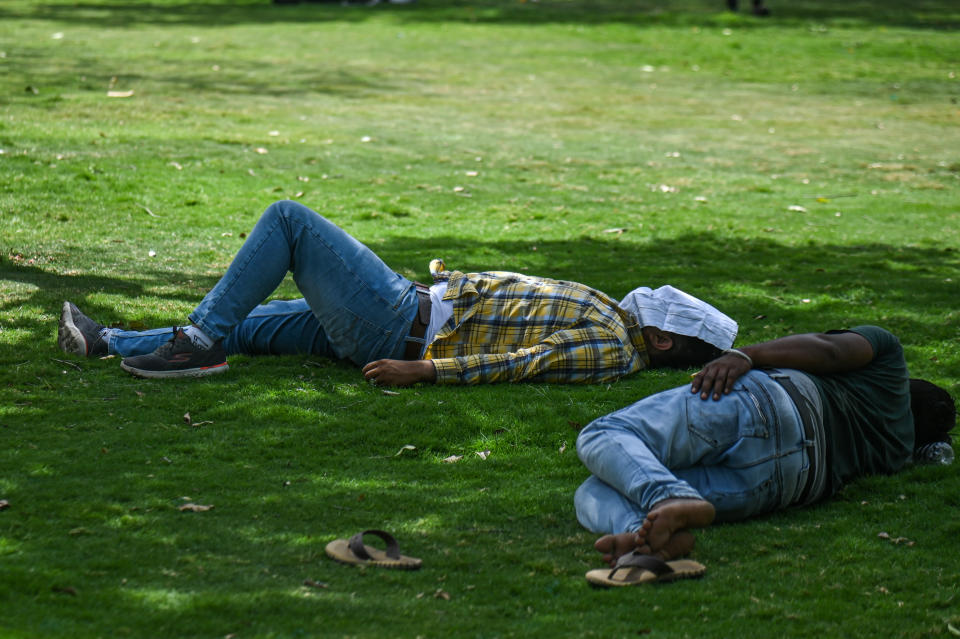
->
[3,230,958,356]
[3,0,959,30]
[2,228,958,634]
[3,358,956,636]
[3,50,404,103]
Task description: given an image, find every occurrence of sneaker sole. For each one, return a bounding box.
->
[58,301,90,356]
[120,361,229,379]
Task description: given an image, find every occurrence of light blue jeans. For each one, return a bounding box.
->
[575,369,811,534]
[105,200,421,366]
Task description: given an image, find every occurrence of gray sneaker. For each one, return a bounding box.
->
[120,329,228,379]
[58,301,108,357]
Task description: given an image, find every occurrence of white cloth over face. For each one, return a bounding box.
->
[618,285,737,350]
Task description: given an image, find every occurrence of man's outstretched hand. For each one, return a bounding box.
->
[362,359,437,386]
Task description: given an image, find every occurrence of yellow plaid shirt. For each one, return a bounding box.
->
[424,266,649,384]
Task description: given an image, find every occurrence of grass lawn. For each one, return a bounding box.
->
[1,0,959,636]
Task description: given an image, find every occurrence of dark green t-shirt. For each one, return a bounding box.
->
[810,326,914,497]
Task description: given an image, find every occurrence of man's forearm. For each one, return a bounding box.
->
[738,332,874,375]
[692,330,875,400]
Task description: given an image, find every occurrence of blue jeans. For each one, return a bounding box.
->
[574,370,811,534]
[105,200,421,366]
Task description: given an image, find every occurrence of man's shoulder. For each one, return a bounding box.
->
[843,326,902,356]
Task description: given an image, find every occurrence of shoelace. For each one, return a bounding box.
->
[153,327,185,356]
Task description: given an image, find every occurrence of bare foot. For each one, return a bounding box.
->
[594,531,640,566]
[635,498,715,558]
[634,529,697,560]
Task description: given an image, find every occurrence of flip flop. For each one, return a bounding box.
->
[325,529,422,570]
[585,551,705,587]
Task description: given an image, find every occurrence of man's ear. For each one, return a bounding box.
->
[643,327,674,351]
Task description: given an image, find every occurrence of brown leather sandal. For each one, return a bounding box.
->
[325,529,422,570]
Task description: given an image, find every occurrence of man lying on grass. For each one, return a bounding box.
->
[575,326,956,567]
[58,200,737,384]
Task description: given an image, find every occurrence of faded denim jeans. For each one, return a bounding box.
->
[575,369,812,534]
[104,200,420,366]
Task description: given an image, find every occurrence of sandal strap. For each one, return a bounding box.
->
[347,529,402,561]
[608,552,674,580]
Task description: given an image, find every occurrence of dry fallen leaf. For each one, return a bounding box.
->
[558,442,567,455]
[254,147,268,154]
[303,579,328,590]
[878,531,912,545]
[394,445,416,457]
[0,500,10,511]
[183,412,191,425]
[434,589,451,600]
[381,390,400,396]
[441,455,462,464]
[788,205,807,212]
[106,90,135,98]
[179,503,214,512]
[475,450,491,460]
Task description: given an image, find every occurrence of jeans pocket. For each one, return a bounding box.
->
[324,308,396,365]
[686,386,770,449]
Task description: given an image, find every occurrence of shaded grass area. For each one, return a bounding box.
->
[1,0,959,637]
[2,0,960,29]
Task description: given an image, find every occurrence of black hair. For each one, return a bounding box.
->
[910,378,957,449]
[660,334,723,369]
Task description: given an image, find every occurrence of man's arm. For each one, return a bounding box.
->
[429,331,639,385]
[362,359,437,386]
[691,331,875,400]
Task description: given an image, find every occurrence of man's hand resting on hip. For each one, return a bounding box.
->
[362,359,437,386]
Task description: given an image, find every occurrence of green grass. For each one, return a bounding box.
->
[1,0,959,637]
